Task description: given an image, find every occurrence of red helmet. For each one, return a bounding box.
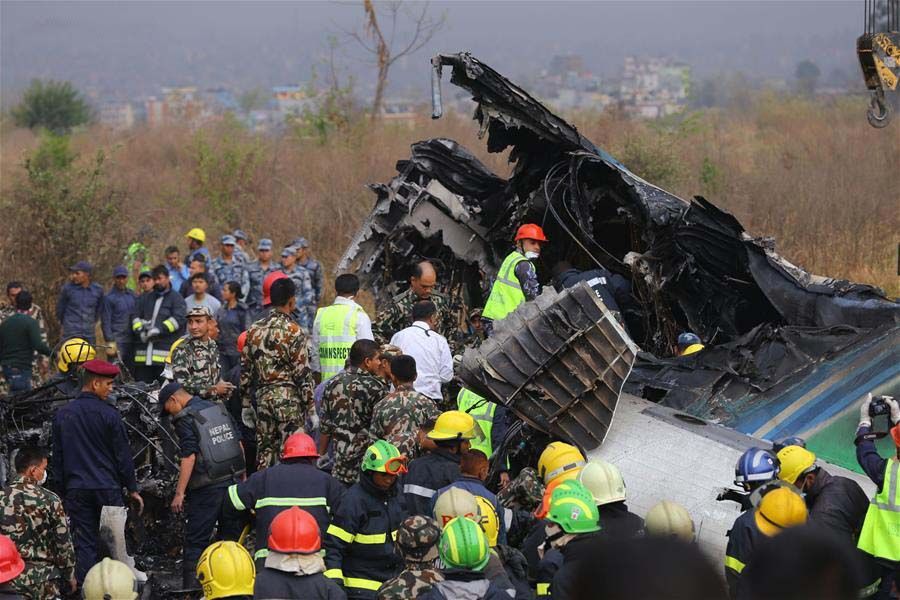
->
[282,432,318,460]
[0,535,24,584]
[514,223,549,243]
[262,271,289,306]
[237,330,248,354]
[268,507,321,554]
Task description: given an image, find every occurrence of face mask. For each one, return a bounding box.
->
[524,251,540,260]
[39,470,47,485]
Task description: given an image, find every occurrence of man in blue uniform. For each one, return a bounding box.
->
[101,266,137,366]
[56,261,104,344]
[50,359,143,584]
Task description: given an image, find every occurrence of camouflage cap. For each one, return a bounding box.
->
[187,305,213,318]
[396,515,441,561]
[379,344,403,360]
[498,466,545,512]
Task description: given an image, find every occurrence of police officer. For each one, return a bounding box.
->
[101,266,137,366]
[401,411,475,517]
[211,235,250,299]
[481,224,547,335]
[50,359,143,584]
[246,238,278,318]
[311,274,374,384]
[224,432,344,565]
[293,237,325,327]
[324,440,408,598]
[232,230,253,263]
[160,381,245,589]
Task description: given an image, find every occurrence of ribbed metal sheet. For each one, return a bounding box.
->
[459,281,639,451]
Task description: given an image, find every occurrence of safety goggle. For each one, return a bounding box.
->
[384,456,408,475]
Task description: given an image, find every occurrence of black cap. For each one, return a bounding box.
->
[158,381,183,414]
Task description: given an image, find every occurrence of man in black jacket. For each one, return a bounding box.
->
[324,440,408,599]
[131,265,186,383]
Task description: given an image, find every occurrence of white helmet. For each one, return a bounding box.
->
[83,558,137,600]
[644,501,695,542]
[433,487,481,529]
[578,460,626,506]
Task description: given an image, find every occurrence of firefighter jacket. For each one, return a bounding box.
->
[132,285,186,366]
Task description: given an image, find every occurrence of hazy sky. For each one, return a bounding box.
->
[1,1,863,102]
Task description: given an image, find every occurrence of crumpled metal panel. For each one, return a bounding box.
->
[459,281,639,450]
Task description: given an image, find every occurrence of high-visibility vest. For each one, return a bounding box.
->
[457,388,495,457]
[482,251,529,321]
[315,302,361,382]
[858,458,900,561]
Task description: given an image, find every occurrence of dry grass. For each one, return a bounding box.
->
[1,93,897,341]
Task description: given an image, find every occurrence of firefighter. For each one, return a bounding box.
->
[159,381,246,589]
[725,486,808,598]
[481,223,547,335]
[324,440,408,598]
[644,500,696,542]
[254,507,346,599]
[196,541,255,600]
[419,516,510,600]
[474,496,532,600]
[577,459,643,538]
[224,432,344,564]
[401,411,476,516]
[82,558,136,600]
[131,264,187,383]
[717,447,782,512]
[543,480,604,600]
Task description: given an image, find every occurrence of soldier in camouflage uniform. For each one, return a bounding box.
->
[318,340,387,485]
[0,282,49,391]
[240,277,315,470]
[292,237,324,327]
[246,238,279,317]
[0,447,76,599]
[370,355,441,460]
[498,466,544,512]
[376,515,443,600]
[210,235,251,299]
[278,246,315,331]
[372,261,461,348]
[171,306,234,400]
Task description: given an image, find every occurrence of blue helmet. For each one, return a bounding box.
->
[677,332,701,348]
[734,447,780,487]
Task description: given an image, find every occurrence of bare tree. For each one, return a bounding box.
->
[347,1,445,120]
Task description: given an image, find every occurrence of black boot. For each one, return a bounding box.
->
[182,561,200,591]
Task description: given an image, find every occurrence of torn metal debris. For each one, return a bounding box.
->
[458,281,638,452]
[340,51,900,450]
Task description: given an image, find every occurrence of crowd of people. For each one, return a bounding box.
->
[0,223,893,600]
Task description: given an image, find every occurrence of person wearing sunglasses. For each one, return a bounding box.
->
[324,440,409,599]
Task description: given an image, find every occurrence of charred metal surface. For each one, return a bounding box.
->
[341,51,899,432]
[459,282,638,451]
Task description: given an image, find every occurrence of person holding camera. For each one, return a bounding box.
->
[856,393,900,599]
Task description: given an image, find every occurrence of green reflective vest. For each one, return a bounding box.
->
[457,387,495,457]
[858,458,900,561]
[315,302,361,382]
[482,251,529,321]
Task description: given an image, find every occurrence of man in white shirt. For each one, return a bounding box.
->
[389,300,453,402]
[310,274,374,383]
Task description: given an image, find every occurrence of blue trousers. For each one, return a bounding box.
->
[2,366,32,393]
[184,483,230,564]
[63,489,123,583]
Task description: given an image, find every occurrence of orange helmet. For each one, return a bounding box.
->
[262,271,289,307]
[514,223,549,243]
[237,331,248,354]
[282,432,318,460]
[267,507,321,555]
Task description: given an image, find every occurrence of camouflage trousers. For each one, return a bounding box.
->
[11,563,67,600]
[255,386,305,471]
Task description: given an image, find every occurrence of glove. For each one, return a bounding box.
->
[106,341,118,358]
[146,327,161,340]
[136,319,150,332]
[307,412,320,432]
[241,407,257,429]
[139,331,150,344]
[859,393,873,429]
[887,395,900,425]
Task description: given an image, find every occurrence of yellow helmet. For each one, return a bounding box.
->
[776,446,817,485]
[196,541,255,599]
[644,501,695,542]
[433,487,481,529]
[82,558,137,600]
[578,459,626,506]
[427,410,477,441]
[186,227,207,243]
[57,338,96,373]
[474,496,499,547]
[754,487,808,537]
[537,442,585,485]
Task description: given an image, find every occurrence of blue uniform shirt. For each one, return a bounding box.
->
[56,282,105,342]
[51,391,138,492]
[856,424,888,491]
[168,264,190,292]
[101,287,137,342]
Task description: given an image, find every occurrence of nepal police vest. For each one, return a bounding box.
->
[175,403,245,490]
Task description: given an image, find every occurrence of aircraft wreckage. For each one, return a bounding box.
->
[339,52,900,551]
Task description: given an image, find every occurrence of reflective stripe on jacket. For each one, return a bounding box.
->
[859,458,900,561]
[482,251,529,321]
[315,302,361,382]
